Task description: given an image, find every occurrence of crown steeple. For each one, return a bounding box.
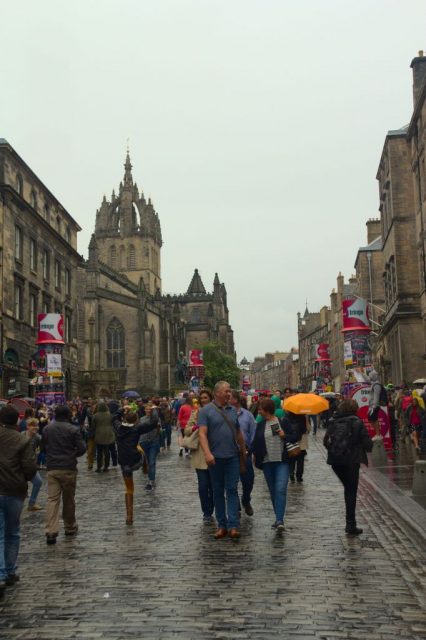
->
[187,269,206,295]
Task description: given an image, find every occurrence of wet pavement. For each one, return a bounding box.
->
[1,435,426,640]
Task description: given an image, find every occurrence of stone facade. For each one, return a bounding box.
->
[298,306,330,391]
[375,127,424,384]
[0,139,81,397]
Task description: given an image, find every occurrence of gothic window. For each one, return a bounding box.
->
[190,307,202,323]
[129,245,136,269]
[106,319,125,368]
[110,245,117,269]
[119,245,125,270]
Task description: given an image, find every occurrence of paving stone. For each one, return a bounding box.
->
[0,436,425,639]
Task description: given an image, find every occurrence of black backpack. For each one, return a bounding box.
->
[325,417,355,464]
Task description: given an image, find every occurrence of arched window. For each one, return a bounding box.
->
[129,245,136,269]
[65,227,71,244]
[16,174,23,196]
[43,203,49,221]
[56,216,61,234]
[110,245,117,268]
[190,307,202,323]
[106,319,125,368]
[119,245,126,269]
[30,190,37,210]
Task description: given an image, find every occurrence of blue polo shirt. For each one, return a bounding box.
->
[198,402,240,458]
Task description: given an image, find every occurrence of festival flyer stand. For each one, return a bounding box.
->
[314,343,332,391]
[34,313,65,406]
[342,298,391,447]
[187,349,204,393]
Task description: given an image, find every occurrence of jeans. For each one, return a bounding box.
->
[240,455,254,506]
[29,472,43,505]
[311,415,318,434]
[0,495,24,580]
[208,456,240,529]
[262,461,290,524]
[162,424,172,448]
[332,463,360,524]
[195,469,214,517]
[45,470,78,535]
[142,440,160,482]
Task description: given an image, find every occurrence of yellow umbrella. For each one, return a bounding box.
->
[283,393,329,415]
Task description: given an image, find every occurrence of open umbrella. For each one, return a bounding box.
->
[283,393,329,415]
[413,378,426,385]
[122,390,140,398]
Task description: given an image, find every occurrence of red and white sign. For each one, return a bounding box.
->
[315,343,331,361]
[37,313,64,344]
[347,383,391,448]
[342,298,370,332]
[189,349,203,366]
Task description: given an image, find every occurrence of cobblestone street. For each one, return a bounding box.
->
[1,435,426,640]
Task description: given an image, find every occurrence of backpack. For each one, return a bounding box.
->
[373,382,388,407]
[325,417,355,464]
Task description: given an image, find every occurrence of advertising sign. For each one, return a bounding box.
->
[189,349,203,366]
[315,343,331,361]
[342,298,370,332]
[345,383,391,449]
[37,313,64,344]
[46,353,62,376]
[344,341,353,366]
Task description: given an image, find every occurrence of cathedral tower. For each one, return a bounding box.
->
[94,152,162,294]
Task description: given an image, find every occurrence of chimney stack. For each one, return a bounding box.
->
[410,50,426,107]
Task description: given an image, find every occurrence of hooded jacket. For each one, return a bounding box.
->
[113,413,159,467]
[0,424,37,499]
[92,402,115,445]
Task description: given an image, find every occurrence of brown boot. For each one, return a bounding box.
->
[125,494,133,525]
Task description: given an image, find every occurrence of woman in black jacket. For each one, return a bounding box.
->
[251,398,297,534]
[324,399,373,536]
[112,408,158,525]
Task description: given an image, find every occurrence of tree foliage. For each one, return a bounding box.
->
[201,342,240,390]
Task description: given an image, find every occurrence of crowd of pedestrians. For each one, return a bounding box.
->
[3,375,426,599]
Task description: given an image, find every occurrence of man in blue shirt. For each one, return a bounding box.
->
[198,381,246,539]
[230,390,256,516]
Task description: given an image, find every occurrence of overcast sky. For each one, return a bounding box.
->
[2,1,425,361]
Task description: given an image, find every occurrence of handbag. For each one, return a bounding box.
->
[286,441,302,457]
[182,428,200,451]
[211,404,247,473]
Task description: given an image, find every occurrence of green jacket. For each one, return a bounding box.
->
[92,403,115,445]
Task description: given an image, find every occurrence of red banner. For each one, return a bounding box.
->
[315,343,331,361]
[189,349,203,366]
[37,313,64,344]
[342,298,370,332]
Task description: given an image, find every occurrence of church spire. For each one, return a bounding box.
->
[187,269,206,295]
[123,150,133,188]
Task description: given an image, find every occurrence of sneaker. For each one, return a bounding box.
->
[289,475,295,483]
[276,522,285,533]
[46,534,57,545]
[271,521,278,529]
[203,515,214,524]
[296,477,303,483]
[145,482,153,491]
[28,503,43,511]
[5,574,20,586]
[64,529,78,537]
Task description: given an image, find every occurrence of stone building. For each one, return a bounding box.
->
[249,350,299,391]
[77,153,235,397]
[0,139,82,397]
[354,219,384,332]
[407,52,426,373]
[375,124,423,384]
[297,306,329,391]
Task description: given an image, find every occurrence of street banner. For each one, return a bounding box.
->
[345,383,391,449]
[344,341,353,366]
[37,313,64,344]
[315,343,331,361]
[189,349,203,366]
[342,298,370,332]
